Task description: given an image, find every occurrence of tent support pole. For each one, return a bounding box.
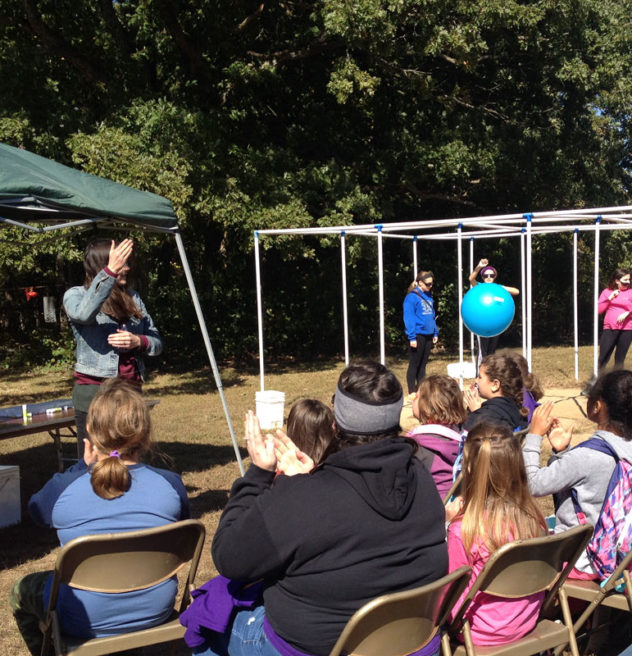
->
[469,237,474,368]
[377,225,385,365]
[593,217,601,376]
[457,224,464,388]
[254,232,265,391]
[525,215,533,370]
[341,231,350,365]
[413,236,418,277]
[174,230,244,476]
[573,229,579,380]
[521,229,527,358]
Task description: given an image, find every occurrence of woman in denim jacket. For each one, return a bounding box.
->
[64,238,162,455]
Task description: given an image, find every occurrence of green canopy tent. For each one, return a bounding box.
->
[0,142,243,474]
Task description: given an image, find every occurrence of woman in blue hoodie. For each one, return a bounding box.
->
[403,271,439,396]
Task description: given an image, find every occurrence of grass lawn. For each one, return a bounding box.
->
[0,345,600,655]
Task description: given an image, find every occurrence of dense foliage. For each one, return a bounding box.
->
[1,0,631,368]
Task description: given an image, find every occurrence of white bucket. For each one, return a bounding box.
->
[255,390,286,431]
[447,361,477,379]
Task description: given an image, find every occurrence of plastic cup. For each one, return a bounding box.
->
[255,391,285,432]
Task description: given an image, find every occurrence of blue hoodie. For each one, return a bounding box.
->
[403,289,438,341]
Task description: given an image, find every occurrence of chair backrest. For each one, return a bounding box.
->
[48,519,206,611]
[329,566,471,656]
[450,523,593,629]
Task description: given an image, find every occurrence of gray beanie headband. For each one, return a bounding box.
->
[334,384,403,435]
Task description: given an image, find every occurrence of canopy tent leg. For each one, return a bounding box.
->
[174,230,244,476]
[469,237,475,369]
[457,224,464,388]
[341,231,350,366]
[377,225,385,365]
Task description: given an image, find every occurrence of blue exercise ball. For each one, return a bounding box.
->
[461,283,515,337]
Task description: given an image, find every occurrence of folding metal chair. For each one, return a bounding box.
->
[40,519,206,656]
[553,546,632,656]
[442,523,593,656]
[329,566,472,656]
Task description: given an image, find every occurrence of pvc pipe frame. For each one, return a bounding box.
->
[254,208,632,391]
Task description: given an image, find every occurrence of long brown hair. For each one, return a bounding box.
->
[458,421,546,553]
[415,374,466,426]
[83,239,142,322]
[480,352,528,417]
[496,349,543,401]
[87,378,151,499]
[286,399,334,466]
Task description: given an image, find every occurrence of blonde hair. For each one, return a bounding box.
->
[87,378,151,499]
[416,375,466,426]
[458,421,546,554]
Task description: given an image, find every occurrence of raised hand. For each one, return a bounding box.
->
[244,410,276,472]
[547,421,574,453]
[529,401,555,437]
[464,386,482,412]
[108,239,134,274]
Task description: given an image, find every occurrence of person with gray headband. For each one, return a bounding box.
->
[199,361,448,656]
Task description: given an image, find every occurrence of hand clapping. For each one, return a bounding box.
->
[244,410,277,472]
[274,430,314,476]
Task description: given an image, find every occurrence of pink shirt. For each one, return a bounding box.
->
[598,288,632,330]
[447,520,544,646]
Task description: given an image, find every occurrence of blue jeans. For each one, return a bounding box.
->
[191,606,281,656]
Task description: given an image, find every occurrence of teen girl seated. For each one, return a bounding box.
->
[463,352,529,432]
[447,421,547,645]
[496,349,543,422]
[524,369,632,579]
[406,374,466,499]
[10,378,189,656]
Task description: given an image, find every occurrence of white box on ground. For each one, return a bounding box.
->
[447,361,477,379]
[0,465,21,528]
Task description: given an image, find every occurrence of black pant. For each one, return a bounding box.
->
[599,329,632,370]
[478,334,500,359]
[74,409,88,458]
[406,334,433,394]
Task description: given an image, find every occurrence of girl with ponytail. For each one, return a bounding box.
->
[446,421,547,646]
[12,378,188,655]
[463,352,529,432]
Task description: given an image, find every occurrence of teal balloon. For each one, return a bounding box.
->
[461,283,515,337]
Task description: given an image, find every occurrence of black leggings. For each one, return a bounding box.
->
[599,329,632,370]
[406,334,434,394]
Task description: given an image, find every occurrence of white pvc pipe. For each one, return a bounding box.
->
[525,215,533,370]
[413,236,418,278]
[377,226,385,364]
[520,229,527,357]
[457,224,464,388]
[573,229,579,380]
[254,232,265,391]
[469,238,475,367]
[594,217,601,375]
[341,231,350,365]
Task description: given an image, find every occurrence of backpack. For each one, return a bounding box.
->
[571,438,632,580]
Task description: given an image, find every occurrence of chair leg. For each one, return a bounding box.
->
[558,588,580,656]
[441,631,453,656]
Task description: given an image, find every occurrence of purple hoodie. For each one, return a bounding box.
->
[406,424,462,499]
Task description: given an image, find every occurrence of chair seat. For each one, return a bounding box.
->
[58,616,185,656]
[450,619,570,656]
[563,579,632,611]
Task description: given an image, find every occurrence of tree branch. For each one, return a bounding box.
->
[22,0,106,85]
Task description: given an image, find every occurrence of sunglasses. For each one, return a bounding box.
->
[422,280,433,287]
[620,279,631,285]
[483,274,496,280]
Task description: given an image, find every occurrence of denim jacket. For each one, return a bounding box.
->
[63,269,163,379]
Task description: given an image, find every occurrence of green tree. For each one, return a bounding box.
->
[0,0,631,366]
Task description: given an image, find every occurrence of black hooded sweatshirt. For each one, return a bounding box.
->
[212,438,447,656]
[463,396,528,432]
